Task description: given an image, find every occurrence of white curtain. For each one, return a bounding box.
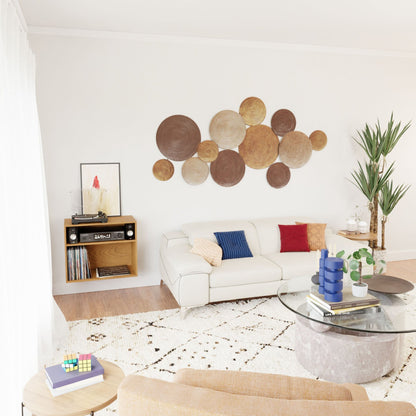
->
[0,1,68,415]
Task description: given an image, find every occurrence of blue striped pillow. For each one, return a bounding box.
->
[214,230,253,260]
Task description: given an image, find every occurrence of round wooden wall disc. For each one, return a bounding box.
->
[279,131,312,169]
[198,140,219,162]
[309,130,327,151]
[266,162,291,188]
[153,159,174,181]
[271,109,296,137]
[238,125,278,169]
[209,110,246,149]
[210,149,245,187]
[182,157,209,185]
[239,97,266,126]
[156,115,201,161]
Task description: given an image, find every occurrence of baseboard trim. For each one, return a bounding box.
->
[387,249,416,262]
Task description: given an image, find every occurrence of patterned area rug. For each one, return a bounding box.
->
[57,296,416,414]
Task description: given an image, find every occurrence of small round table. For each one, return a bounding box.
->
[22,360,124,416]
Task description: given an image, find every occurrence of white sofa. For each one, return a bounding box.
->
[160,217,367,311]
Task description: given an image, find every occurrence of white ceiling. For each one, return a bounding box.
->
[18,0,416,54]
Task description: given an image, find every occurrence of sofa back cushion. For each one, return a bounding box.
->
[182,220,260,256]
[251,217,315,255]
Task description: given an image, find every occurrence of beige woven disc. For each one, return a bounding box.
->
[239,97,267,126]
[279,131,312,169]
[309,130,327,151]
[266,162,291,188]
[209,110,247,149]
[238,125,279,169]
[182,157,209,185]
[153,159,174,181]
[197,140,219,162]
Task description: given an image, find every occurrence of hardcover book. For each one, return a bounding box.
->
[45,355,104,389]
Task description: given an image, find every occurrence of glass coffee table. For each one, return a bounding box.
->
[277,277,416,383]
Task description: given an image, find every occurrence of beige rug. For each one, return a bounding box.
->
[56,296,416,414]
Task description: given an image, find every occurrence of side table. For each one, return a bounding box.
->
[22,359,124,416]
[337,230,377,246]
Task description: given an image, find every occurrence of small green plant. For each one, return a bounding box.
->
[336,248,385,285]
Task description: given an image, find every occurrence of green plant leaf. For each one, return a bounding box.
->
[353,251,361,260]
[336,250,345,258]
[349,259,359,270]
[362,274,372,279]
[350,271,360,281]
[366,256,375,265]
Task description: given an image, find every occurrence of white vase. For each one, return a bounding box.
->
[358,221,368,233]
[351,282,368,297]
[347,218,358,232]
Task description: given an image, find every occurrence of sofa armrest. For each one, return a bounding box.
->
[174,369,365,401]
[117,374,415,416]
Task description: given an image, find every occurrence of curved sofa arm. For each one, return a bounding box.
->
[174,369,367,401]
[117,374,415,416]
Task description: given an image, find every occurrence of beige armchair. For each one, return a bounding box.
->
[118,369,416,416]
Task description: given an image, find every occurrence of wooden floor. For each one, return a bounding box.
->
[55,260,416,321]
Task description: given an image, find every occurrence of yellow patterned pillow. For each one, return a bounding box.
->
[190,238,222,267]
[296,222,327,251]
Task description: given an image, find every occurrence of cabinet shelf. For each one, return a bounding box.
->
[64,215,138,283]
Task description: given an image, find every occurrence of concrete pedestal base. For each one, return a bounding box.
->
[295,316,401,383]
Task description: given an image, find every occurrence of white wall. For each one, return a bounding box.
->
[28,32,416,295]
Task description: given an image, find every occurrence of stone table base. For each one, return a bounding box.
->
[295,316,401,383]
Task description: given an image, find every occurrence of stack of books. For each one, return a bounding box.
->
[96,265,130,278]
[67,246,91,281]
[307,288,380,316]
[44,355,104,396]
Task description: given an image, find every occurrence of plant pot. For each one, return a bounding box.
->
[373,248,387,274]
[352,282,368,297]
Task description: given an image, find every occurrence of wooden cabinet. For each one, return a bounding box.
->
[64,215,138,283]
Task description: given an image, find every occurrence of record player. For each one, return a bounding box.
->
[71,211,108,224]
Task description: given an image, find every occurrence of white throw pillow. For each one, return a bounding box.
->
[190,238,222,267]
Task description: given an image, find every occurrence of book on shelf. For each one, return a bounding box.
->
[96,265,130,278]
[67,246,91,281]
[44,355,104,396]
[307,298,381,316]
[308,287,379,311]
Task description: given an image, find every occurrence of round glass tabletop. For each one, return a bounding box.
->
[277,276,416,334]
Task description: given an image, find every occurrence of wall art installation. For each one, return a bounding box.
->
[152,96,327,188]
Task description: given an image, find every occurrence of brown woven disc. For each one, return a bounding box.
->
[309,130,327,151]
[238,125,279,169]
[156,115,201,161]
[279,131,312,169]
[266,162,291,188]
[153,159,174,181]
[182,157,209,185]
[209,110,246,149]
[271,109,296,137]
[197,140,219,162]
[210,149,245,187]
[239,97,266,126]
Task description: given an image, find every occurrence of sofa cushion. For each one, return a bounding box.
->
[190,238,223,267]
[214,230,253,260]
[182,220,260,256]
[209,256,281,288]
[250,217,315,255]
[279,224,310,252]
[265,252,317,280]
[296,222,327,250]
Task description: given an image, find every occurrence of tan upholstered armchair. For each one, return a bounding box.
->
[118,369,416,416]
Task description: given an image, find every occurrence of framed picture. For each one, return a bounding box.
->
[80,162,121,216]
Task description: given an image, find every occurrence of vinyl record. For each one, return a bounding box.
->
[209,110,246,149]
[238,125,278,169]
[153,159,174,181]
[271,109,296,137]
[197,140,219,162]
[182,157,209,185]
[266,162,291,188]
[309,130,327,151]
[239,97,267,126]
[210,149,245,187]
[279,131,312,169]
[156,115,201,161]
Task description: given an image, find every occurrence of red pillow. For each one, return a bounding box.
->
[278,224,310,252]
